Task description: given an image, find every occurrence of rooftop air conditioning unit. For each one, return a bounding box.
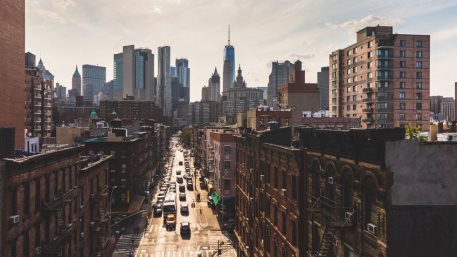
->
[345,211,353,221]
[367,223,376,234]
[9,215,19,225]
[281,189,287,197]
[327,177,334,184]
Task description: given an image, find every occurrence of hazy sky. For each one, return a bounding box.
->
[26,0,457,102]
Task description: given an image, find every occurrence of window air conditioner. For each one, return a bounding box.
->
[9,215,19,224]
[367,223,376,234]
[327,177,334,184]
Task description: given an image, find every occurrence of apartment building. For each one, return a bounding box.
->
[329,26,430,130]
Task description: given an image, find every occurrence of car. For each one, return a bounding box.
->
[165,214,176,230]
[180,203,189,214]
[176,170,181,175]
[154,205,163,217]
[180,222,191,235]
[156,198,164,205]
[158,191,166,198]
[179,161,183,166]
[179,192,186,201]
[160,186,168,191]
[187,182,193,191]
[179,185,186,193]
[177,176,183,183]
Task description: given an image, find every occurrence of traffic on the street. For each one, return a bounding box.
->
[112,135,236,257]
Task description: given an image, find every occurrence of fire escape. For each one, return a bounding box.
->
[306,191,355,257]
[41,186,79,257]
[90,184,110,257]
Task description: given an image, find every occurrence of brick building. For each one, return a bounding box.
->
[235,127,457,257]
[25,64,54,138]
[0,0,25,148]
[0,145,113,257]
[278,61,321,119]
[98,100,163,122]
[329,26,430,130]
[84,126,156,215]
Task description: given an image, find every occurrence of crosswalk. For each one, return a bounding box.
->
[135,250,219,257]
[113,234,143,255]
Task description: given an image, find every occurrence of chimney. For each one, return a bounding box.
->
[438,122,444,133]
[294,60,304,84]
[429,124,438,142]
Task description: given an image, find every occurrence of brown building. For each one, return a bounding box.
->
[98,100,163,122]
[235,127,457,257]
[0,0,25,148]
[25,65,54,138]
[79,154,114,257]
[279,61,321,118]
[329,26,430,130]
[84,126,156,215]
[245,107,292,131]
[289,117,361,129]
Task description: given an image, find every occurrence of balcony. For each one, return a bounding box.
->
[362,108,373,113]
[363,87,373,93]
[362,118,374,124]
[362,98,373,103]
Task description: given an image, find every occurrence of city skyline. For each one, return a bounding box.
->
[26,0,457,102]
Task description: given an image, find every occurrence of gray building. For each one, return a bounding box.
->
[430,95,443,115]
[441,97,455,121]
[208,68,221,102]
[82,64,106,102]
[267,60,295,108]
[188,101,220,125]
[55,82,67,102]
[113,45,155,101]
[157,46,172,117]
[317,66,329,111]
[176,58,190,103]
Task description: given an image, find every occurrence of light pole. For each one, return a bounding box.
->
[109,185,118,236]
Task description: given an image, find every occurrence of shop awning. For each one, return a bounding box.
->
[211,191,220,205]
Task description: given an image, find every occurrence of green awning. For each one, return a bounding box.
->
[211,192,220,205]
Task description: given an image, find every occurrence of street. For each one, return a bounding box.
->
[112,136,236,257]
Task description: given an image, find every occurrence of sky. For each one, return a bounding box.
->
[26,0,457,102]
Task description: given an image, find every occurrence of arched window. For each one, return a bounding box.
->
[311,162,320,197]
[325,164,337,210]
[343,170,354,213]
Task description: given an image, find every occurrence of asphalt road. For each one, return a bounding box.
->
[113,136,236,257]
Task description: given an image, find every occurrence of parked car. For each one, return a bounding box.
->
[187,182,193,191]
[179,185,186,193]
[176,170,181,175]
[179,192,186,201]
[177,176,183,183]
[154,205,163,217]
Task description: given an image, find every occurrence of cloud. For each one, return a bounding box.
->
[52,0,76,12]
[433,26,457,43]
[32,9,67,24]
[149,6,163,15]
[290,53,315,59]
[326,15,403,32]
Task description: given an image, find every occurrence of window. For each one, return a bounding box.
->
[274,204,278,225]
[282,171,287,190]
[347,59,351,65]
[292,220,297,245]
[400,82,406,89]
[416,103,422,110]
[367,61,371,68]
[367,51,372,58]
[353,48,357,54]
[400,61,406,68]
[347,69,351,75]
[224,161,230,170]
[400,113,406,120]
[400,50,406,57]
[400,71,406,78]
[353,104,357,111]
[400,103,406,110]
[353,66,357,73]
[353,57,357,64]
[416,51,423,58]
[224,179,231,190]
[224,146,231,156]
[274,167,278,188]
[416,93,422,100]
[400,92,406,99]
[416,72,422,79]
[416,113,422,120]
[367,72,372,79]
[282,212,287,234]
[416,61,423,68]
[416,82,422,89]
[416,40,423,47]
[35,179,41,210]
[368,41,372,48]
[291,176,297,200]
[400,40,406,47]
[24,183,30,215]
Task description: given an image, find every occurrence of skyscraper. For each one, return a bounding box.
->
[82,64,106,102]
[157,46,172,117]
[329,26,430,130]
[209,67,221,102]
[223,26,235,92]
[176,58,190,103]
[317,66,329,111]
[72,65,82,96]
[113,45,155,101]
[267,60,295,108]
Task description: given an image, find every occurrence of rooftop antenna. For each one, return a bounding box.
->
[228,24,231,45]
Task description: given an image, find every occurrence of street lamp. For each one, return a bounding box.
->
[109,185,118,236]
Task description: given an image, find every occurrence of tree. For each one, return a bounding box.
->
[405,124,427,142]
[180,128,192,148]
